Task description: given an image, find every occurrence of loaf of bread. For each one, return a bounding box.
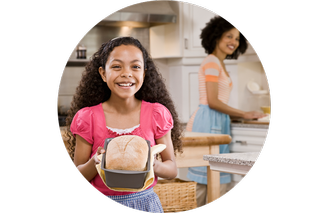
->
[105,135,149,171]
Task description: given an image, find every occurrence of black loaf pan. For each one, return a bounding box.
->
[101,137,150,189]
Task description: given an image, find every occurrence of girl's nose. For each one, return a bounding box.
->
[120,70,132,78]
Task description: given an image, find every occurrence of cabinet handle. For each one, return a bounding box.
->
[184,38,188,49]
[235,140,247,145]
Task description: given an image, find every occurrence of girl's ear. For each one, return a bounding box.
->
[99,67,107,82]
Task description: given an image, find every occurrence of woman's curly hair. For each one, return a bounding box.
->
[64,37,183,160]
[201,16,248,59]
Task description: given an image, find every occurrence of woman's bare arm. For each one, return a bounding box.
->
[206,82,265,119]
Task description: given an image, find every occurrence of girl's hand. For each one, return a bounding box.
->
[92,147,105,164]
[243,111,267,120]
[153,155,157,167]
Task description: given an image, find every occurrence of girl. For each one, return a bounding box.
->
[64,37,183,212]
[186,16,266,206]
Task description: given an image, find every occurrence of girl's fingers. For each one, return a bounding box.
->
[93,147,105,164]
[100,148,105,154]
[96,147,105,154]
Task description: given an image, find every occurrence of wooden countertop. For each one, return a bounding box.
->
[181,131,231,146]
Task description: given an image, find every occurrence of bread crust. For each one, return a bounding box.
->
[105,135,149,171]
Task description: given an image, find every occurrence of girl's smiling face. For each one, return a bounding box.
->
[99,44,145,100]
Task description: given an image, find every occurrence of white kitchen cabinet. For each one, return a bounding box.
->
[230,127,268,153]
[229,126,268,184]
[150,1,215,58]
[168,65,199,123]
[189,72,199,116]
[181,3,216,57]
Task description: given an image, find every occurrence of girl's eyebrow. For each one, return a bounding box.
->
[110,59,142,64]
[110,59,123,63]
[131,59,143,64]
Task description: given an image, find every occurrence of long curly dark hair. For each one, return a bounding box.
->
[64,37,183,160]
[201,16,248,59]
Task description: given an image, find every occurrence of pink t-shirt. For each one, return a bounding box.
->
[70,100,173,196]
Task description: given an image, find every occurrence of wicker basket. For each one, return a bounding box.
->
[154,178,197,212]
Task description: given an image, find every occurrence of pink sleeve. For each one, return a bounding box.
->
[70,107,94,144]
[153,103,173,139]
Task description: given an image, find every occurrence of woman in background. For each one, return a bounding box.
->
[186,16,266,207]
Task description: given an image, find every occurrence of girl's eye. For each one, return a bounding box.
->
[112,65,121,69]
[133,65,141,69]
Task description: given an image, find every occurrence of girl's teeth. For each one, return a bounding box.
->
[119,83,132,86]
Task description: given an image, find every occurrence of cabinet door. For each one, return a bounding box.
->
[189,72,199,117]
[182,3,216,57]
[169,65,200,123]
[229,128,267,152]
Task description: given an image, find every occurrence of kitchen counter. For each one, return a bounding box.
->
[175,131,232,202]
[180,131,232,146]
[231,122,269,129]
[176,131,231,168]
[203,152,259,175]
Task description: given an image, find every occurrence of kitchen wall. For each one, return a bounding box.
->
[236,62,270,111]
[58,66,83,113]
